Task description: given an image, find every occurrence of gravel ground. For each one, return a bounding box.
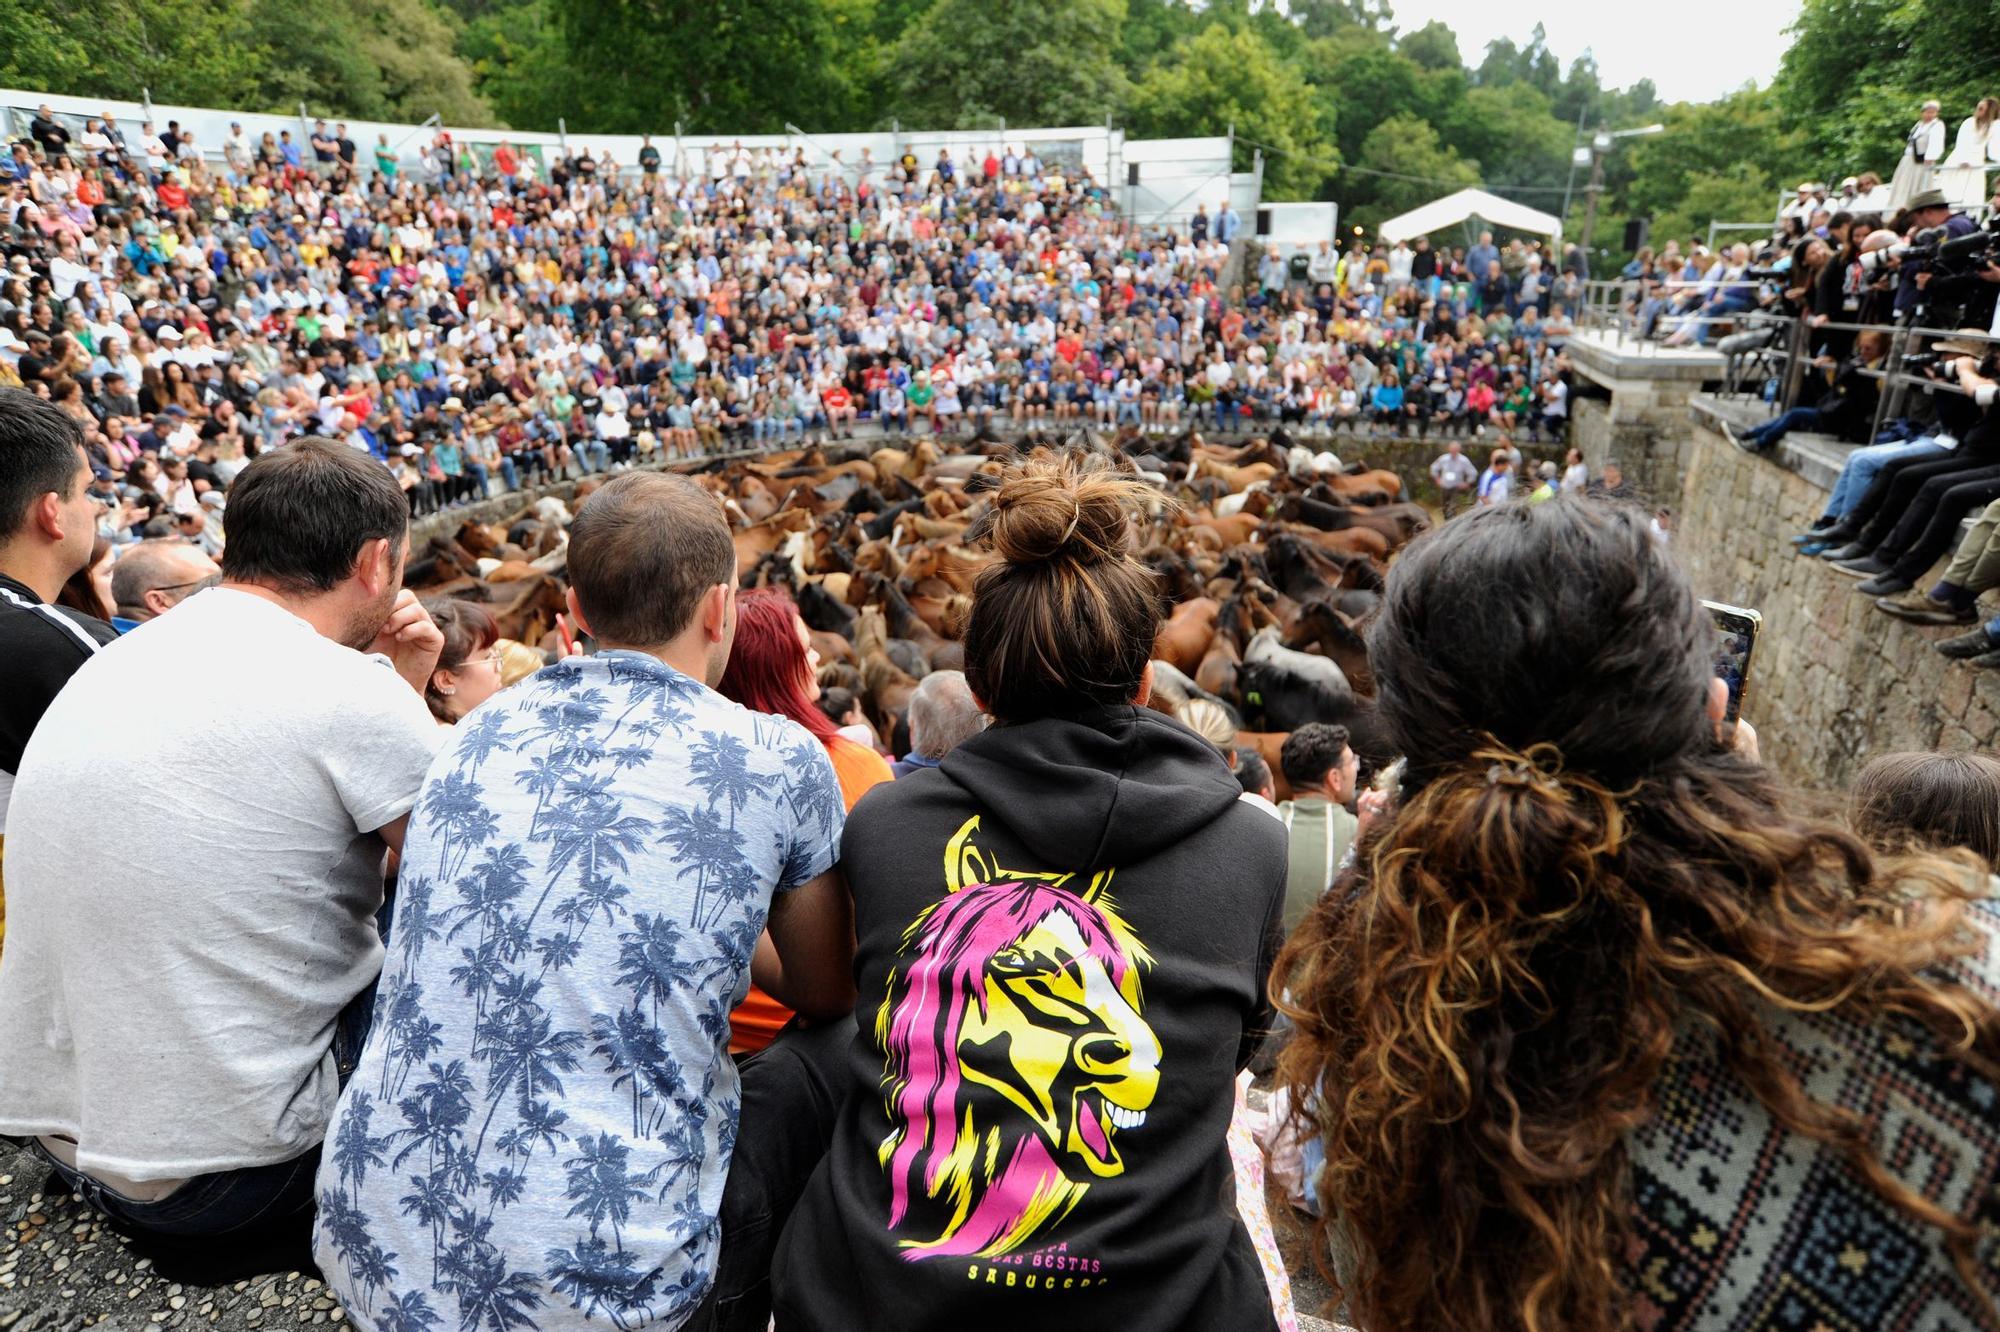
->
[0,1133,1347,1332]
[0,1139,338,1332]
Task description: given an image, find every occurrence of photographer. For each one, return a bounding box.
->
[1910,183,2000,333]
[1730,330,1886,452]
[1894,189,1978,319]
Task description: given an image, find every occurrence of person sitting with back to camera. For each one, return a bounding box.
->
[1277,497,2000,1332]
[773,447,1290,1330]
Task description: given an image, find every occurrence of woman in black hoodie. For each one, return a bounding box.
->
[771,448,1289,1330]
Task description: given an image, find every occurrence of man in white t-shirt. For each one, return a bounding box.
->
[0,437,444,1262]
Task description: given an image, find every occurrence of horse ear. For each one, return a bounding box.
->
[944,815,989,894]
[1080,868,1114,904]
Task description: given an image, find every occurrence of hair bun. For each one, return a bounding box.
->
[987,448,1155,567]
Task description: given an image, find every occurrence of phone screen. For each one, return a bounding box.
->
[1701,600,1762,726]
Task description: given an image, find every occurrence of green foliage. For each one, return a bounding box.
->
[0,0,268,108]
[12,0,1929,262]
[883,0,1129,131]
[1347,114,1479,228]
[1125,23,1335,198]
[1776,0,2000,177]
[551,0,862,133]
[248,0,493,124]
[1651,167,1786,249]
[1398,21,1462,71]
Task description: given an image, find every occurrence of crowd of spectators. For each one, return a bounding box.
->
[1,97,1578,554]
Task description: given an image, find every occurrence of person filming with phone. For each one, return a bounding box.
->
[1275,498,2000,1332]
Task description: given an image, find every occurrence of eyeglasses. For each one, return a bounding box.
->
[153,573,222,596]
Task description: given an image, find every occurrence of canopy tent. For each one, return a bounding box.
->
[1376,188,1561,244]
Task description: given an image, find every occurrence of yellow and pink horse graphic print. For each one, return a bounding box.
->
[875,816,1161,1261]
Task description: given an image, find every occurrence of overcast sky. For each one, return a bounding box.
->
[1394,0,1803,104]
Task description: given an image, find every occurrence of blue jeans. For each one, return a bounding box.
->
[1693,292,1754,345]
[497,457,519,491]
[1745,406,1822,446]
[578,439,612,474]
[1823,437,1947,521]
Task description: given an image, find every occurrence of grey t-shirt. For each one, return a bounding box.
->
[0,588,443,1182]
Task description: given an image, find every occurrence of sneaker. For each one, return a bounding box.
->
[1854,572,1913,596]
[1875,590,1978,625]
[1972,650,2000,670]
[1789,529,1833,546]
[1937,628,1998,660]
[1819,541,1870,561]
[1831,555,1891,578]
[1797,540,1834,556]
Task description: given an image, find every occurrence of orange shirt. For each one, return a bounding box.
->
[728,735,892,1053]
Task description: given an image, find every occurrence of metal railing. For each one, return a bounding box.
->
[1574,275,2000,443]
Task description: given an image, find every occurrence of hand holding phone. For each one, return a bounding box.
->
[1701,600,1762,737]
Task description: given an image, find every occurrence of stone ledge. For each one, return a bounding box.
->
[1687,396,1851,493]
[1568,329,1728,393]
[1671,405,2000,787]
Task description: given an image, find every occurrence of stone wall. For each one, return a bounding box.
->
[1671,402,2000,790]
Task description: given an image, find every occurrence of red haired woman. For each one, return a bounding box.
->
[720,587,891,1053]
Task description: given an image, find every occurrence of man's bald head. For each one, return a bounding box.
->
[111,538,220,622]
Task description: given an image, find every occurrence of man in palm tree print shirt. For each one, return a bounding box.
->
[315,472,855,1332]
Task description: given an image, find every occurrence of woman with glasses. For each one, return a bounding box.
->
[418,597,503,724]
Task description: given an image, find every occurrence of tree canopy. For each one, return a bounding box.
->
[5,0,1992,257]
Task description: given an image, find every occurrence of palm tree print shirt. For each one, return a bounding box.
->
[313,649,845,1332]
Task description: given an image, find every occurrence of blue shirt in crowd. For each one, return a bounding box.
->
[314,650,845,1332]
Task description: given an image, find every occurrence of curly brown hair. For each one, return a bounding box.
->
[1276,499,1999,1332]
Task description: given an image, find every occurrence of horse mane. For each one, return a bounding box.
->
[876,877,1148,1260]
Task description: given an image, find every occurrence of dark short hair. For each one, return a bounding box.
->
[221,437,409,593]
[567,471,734,646]
[1281,722,1352,789]
[1234,746,1273,795]
[818,685,859,726]
[0,387,85,541]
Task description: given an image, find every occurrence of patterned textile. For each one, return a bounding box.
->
[1626,900,2000,1330]
[1232,1072,1301,1332]
[312,650,844,1332]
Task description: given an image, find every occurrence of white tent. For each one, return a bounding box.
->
[1377,188,1562,243]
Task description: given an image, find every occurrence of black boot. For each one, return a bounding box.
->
[1938,628,1999,660]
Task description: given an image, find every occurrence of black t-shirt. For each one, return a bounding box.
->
[774,705,1286,1332]
[0,571,116,798]
[639,146,661,173]
[337,136,357,164]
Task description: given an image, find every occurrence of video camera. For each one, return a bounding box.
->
[1906,221,2000,275]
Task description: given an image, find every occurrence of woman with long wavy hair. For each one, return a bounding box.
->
[1278,497,2000,1332]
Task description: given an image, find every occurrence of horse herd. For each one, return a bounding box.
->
[406,428,1431,801]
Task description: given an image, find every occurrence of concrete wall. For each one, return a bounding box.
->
[1668,404,2000,790]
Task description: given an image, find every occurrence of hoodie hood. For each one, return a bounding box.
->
[938,703,1245,870]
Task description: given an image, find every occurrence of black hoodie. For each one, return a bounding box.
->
[773,704,1288,1331]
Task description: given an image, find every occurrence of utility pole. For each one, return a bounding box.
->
[1579,144,1608,254]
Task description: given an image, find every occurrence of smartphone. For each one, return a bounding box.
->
[1702,600,1762,728]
